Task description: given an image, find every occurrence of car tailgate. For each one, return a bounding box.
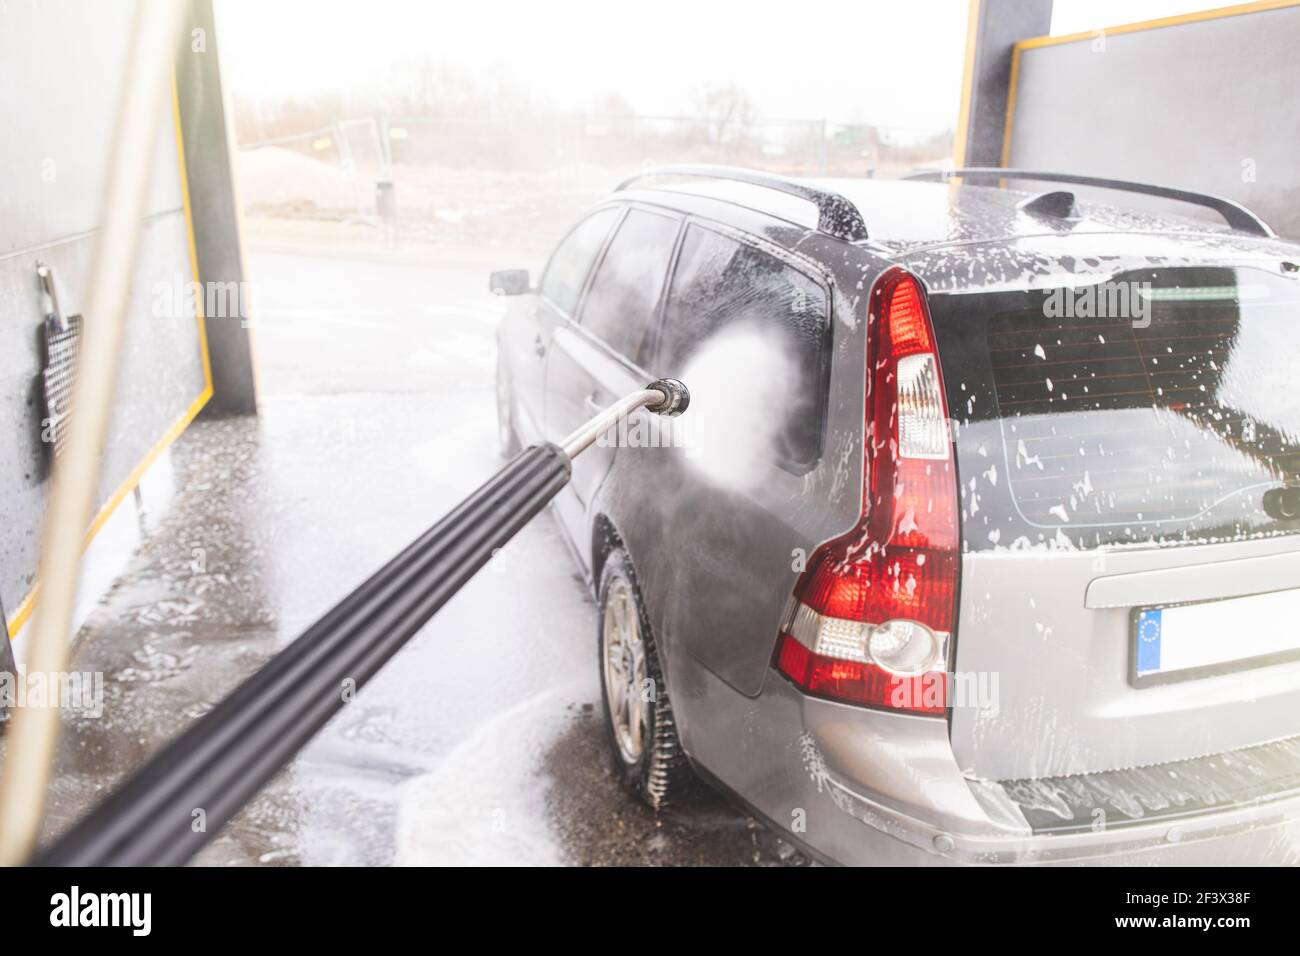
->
[930,264,1300,781]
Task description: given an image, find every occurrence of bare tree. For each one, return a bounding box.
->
[695,83,753,145]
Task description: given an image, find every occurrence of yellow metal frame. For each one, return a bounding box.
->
[7,71,213,639]
[999,0,1300,167]
[951,0,982,167]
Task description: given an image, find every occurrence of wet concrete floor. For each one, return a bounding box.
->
[24,249,807,866]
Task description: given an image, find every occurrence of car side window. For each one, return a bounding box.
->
[658,223,829,470]
[540,207,620,315]
[578,208,681,364]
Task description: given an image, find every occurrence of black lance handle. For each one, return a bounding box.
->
[35,379,688,866]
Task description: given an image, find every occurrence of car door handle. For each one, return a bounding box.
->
[533,335,546,358]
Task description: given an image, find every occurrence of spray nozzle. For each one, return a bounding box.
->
[645,379,690,417]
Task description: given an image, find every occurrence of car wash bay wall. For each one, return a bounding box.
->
[0,0,254,654]
[957,0,1300,238]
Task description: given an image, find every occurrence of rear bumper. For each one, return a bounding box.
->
[814,750,1300,866]
[679,664,1300,866]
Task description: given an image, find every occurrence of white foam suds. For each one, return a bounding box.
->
[394,685,587,866]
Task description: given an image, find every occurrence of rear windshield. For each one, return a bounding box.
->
[930,266,1300,552]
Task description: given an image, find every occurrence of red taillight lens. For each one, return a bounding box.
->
[798,545,956,631]
[775,267,958,716]
[879,274,933,357]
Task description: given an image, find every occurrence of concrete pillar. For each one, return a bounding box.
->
[175,0,259,415]
[953,0,1054,168]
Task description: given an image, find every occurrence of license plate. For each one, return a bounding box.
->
[1132,588,1300,685]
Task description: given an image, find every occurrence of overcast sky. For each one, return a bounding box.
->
[217,0,1232,131]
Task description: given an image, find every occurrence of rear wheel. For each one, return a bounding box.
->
[597,549,697,809]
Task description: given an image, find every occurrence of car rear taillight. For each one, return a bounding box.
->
[775,267,958,715]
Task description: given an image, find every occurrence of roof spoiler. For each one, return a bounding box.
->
[907,167,1275,238]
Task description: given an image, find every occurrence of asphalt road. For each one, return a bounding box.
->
[36,246,808,866]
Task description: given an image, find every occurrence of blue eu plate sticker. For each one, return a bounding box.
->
[1136,609,1162,676]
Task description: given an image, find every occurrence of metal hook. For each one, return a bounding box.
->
[36,260,68,334]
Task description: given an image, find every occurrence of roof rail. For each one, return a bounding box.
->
[616,164,869,242]
[907,167,1275,238]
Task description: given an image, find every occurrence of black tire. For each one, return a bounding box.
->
[596,548,698,809]
[495,355,521,460]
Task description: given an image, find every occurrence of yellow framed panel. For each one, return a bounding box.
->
[7,71,212,639]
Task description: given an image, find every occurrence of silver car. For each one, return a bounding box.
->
[493,166,1300,865]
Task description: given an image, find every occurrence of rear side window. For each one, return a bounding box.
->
[540,207,619,315]
[932,266,1300,551]
[656,224,829,470]
[579,208,680,364]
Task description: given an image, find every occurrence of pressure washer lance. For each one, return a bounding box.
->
[34,379,689,867]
